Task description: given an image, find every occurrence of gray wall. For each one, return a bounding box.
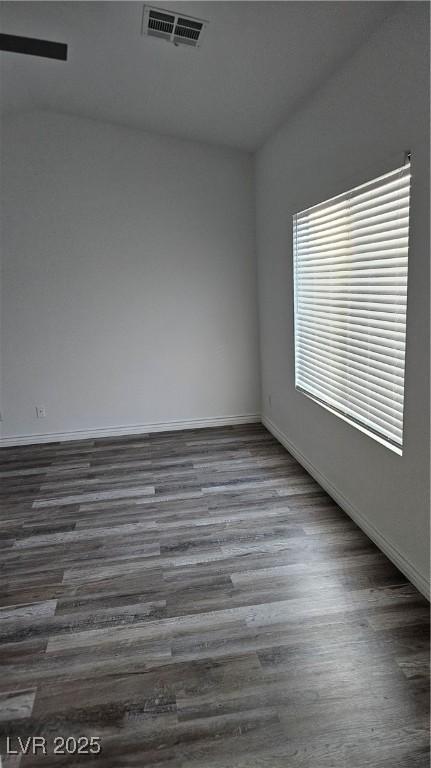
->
[1,111,260,440]
[256,4,430,594]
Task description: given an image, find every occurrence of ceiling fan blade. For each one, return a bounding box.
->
[0,33,67,61]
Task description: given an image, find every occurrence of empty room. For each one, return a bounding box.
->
[0,1,429,766]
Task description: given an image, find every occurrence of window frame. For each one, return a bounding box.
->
[292,161,411,456]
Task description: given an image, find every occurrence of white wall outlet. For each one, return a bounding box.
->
[35,406,46,418]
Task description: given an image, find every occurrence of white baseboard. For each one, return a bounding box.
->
[262,414,430,601]
[0,413,261,448]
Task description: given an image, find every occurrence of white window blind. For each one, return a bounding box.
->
[293,161,411,453]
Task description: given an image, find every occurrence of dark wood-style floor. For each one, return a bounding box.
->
[0,424,429,767]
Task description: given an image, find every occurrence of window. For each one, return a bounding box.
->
[293,161,411,454]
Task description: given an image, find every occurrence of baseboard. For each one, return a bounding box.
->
[0,413,261,448]
[262,415,430,601]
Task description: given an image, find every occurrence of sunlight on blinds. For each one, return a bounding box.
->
[293,162,411,453]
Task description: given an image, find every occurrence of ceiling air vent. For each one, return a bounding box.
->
[142,6,208,48]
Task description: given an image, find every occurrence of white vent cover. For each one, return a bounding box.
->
[142,6,208,48]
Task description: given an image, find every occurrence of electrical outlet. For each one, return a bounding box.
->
[35,406,46,419]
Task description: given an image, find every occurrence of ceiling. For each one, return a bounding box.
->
[0,1,399,151]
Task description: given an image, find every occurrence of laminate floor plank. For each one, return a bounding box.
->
[0,424,429,766]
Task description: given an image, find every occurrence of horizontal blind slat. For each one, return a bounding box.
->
[296,175,410,226]
[296,350,404,404]
[296,206,410,245]
[296,369,403,435]
[296,368,403,432]
[295,250,408,270]
[294,345,405,399]
[296,232,409,257]
[296,360,403,422]
[296,323,406,355]
[296,216,409,248]
[295,333,405,376]
[297,268,408,279]
[298,318,405,349]
[296,186,410,232]
[298,288,407,299]
[298,274,407,286]
[297,307,407,331]
[297,315,406,344]
[297,350,404,396]
[295,202,410,238]
[298,297,406,316]
[298,298,407,314]
[297,247,408,265]
[296,374,403,445]
[296,189,410,232]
